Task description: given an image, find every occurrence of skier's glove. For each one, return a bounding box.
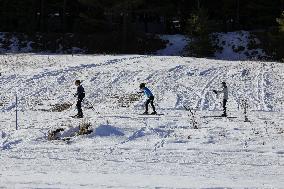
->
[213,90,217,94]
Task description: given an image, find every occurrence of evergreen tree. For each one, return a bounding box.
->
[185,8,215,57]
[276,11,284,61]
[73,0,107,33]
[0,0,36,32]
[277,11,284,32]
[238,0,281,29]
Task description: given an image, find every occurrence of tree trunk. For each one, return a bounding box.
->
[122,11,128,52]
[62,0,67,33]
[40,0,45,32]
[30,0,37,32]
[144,13,148,33]
[236,0,240,28]
[197,0,200,9]
[122,1,129,52]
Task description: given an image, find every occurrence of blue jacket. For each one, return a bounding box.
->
[143,87,153,97]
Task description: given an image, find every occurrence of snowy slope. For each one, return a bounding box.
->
[0,54,284,188]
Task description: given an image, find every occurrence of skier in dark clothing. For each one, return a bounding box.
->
[138,83,157,115]
[213,82,228,117]
[74,80,85,118]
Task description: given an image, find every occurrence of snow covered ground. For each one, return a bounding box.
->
[0,32,34,53]
[157,31,267,61]
[213,31,268,60]
[156,35,189,56]
[0,54,284,188]
[0,32,85,54]
[1,31,267,61]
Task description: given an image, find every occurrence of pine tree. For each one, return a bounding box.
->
[0,0,36,32]
[276,11,284,61]
[185,8,215,57]
[243,0,281,29]
[277,11,284,32]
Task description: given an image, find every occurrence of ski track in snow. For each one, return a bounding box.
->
[0,54,284,188]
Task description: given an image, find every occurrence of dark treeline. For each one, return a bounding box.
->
[0,0,284,59]
[0,0,283,33]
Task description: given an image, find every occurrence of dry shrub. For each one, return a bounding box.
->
[78,121,93,135]
[51,103,72,112]
[47,128,64,141]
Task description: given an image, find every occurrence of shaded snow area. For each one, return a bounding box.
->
[0,54,284,188]
[0,32,85,54]
[156,34,189,56]
[156,32,267,60]
[0,32,34,53]
[213,31,268,61]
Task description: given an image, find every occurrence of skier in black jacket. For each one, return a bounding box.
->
[74,80,85,118]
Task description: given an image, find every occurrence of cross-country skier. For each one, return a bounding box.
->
[74,80,85,118]
[138,83,157,115]
[213,81,228,117]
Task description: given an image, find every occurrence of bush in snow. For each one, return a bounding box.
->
[78,121,93,135]
[51,103,72,112]
[47,128,64,141]
[47,121,93,141]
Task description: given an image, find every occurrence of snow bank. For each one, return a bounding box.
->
[94,124,124,137]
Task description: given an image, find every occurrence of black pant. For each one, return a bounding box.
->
[76,98,84,116]
[145,96,155,112]
[223,99,227,115]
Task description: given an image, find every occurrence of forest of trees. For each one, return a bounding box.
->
[0,0,283,33]
[0,0,284,59]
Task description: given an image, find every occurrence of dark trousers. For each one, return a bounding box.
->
[76,98,84,116]
[223,99,227,115]
[145,96,155,112]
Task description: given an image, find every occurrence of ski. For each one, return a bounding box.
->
[70,115,84,119]
[202,115,237,119]
[138,113,164,116]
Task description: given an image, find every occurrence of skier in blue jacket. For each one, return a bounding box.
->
[138,83,157,115]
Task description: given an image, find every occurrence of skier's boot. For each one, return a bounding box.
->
[142,111,148,115]
[151,111,157,115]
[221,113,227,117]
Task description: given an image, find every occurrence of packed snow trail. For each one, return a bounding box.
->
[0,54,284,188]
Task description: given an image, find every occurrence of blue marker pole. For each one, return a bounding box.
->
[16,94,18,130]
